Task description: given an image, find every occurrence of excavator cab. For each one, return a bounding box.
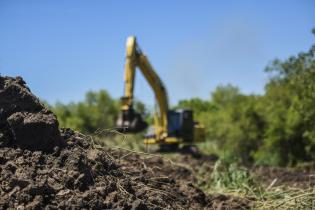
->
[167,109,194,142]
[144,109,205,154]
[145,109,204,144]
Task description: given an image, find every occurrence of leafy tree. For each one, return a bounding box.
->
[52,90,119,134]
[176,85,265,164]
[255,37,315,166]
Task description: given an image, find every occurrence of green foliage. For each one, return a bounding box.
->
[52,90,119,134]
[254,41,315,166]
[210,160,258,193]
[177,86,265,164]
[176,31,315,166]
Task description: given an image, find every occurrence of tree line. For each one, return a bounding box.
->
[51,30,315,166]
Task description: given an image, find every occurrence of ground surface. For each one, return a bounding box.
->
[0,76,314,209]
[0,76,251,209]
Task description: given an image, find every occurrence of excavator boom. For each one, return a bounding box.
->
[116,37,169,140]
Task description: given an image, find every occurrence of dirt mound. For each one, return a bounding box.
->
[0,76,63,152]
[0,76,208,209]
[0,75,252,209]
[0,128,214,209]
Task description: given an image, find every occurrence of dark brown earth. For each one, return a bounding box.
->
[0,76,251,210]
[0,76,63,152]
[109,150,253,210]
[170,153,315,190]
[0,129,210,209]
[252,165,315,189]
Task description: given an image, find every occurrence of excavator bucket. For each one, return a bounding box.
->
[116,108,148,133]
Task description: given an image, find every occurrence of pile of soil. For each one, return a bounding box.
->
[1,128,211,209]
[0,76,251,209]
[0,76,63,152]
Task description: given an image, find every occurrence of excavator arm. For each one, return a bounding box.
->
[116,36,169,140]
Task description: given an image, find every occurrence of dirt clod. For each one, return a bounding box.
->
[0,76,63,152]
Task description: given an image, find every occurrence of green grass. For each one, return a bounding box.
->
[197,159,315,209]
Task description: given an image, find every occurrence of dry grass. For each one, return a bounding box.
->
[86,130,315,210]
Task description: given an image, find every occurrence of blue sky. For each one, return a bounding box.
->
[0,1,314,105]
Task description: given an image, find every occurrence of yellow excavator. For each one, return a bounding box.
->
[116,36,205,151]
